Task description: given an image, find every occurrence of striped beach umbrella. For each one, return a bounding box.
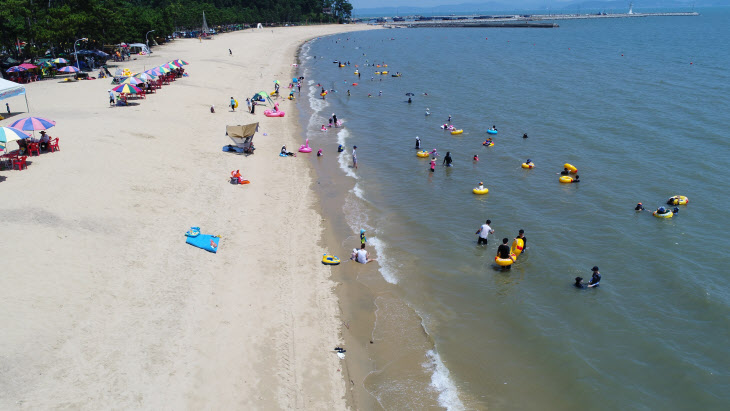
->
[121,76,144,85]
[165,61,182,68]
[111,83,141,94]
[58,66,80,73]
[173,59,189,66]
[134,72,155,81]
[52,57,69,64]
[0,127,31,145]
[6,66,26,73]
[10,117,57,131]
[156,66,171,74]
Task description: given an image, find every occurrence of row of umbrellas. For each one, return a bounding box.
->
[0,116,56,150]
[112,59,188,95]
[6,58,74,73]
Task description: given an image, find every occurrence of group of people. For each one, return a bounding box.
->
[351,229,376,264]
[16,130,53,153]
[634,199,680,215]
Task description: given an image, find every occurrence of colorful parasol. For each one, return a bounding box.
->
[9,117,56,131]
[58,66,80,73]
[111,83,141,94]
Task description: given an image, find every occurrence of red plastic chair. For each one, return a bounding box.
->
[12,156,27,170]
[49,138,60,152]
[28,142,40,156]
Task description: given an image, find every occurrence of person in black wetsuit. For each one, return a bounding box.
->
[572,175,580,183]
[635,202,645,211]
[523,133,528,138]
[588,266,601,288]
[415,136,421,149]
[443,151,453,167]
[338,144,344,153]
[497,238,512,269]
[559,168,571,175]
[516,229,527,253]
[574,277,585,288]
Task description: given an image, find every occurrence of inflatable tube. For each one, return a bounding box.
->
[391,74,401,77]
[416,150,430,158]
[511,238,524,259]
[473,188,489,195]
[495,253,516,266]
[374,71,381,75]
[521,162,534,169]
[320,92,327,96]
[264,110,286,117]
[381,71,389,75]
[487,129,498,135]
[451,129,463,135]
[668,195,689,205]
[299,139,312,153]
[234,99,238,108]
[564,163,578,174]
[559,176,574,183]
[482,142,494,147]
[322,254,341,265]
[653,210,674,218]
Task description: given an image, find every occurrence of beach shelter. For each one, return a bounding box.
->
[0,78,29,112]
[226,122,258,153]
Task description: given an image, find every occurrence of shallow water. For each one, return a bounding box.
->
[300,10,730,409]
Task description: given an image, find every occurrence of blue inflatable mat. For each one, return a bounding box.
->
[223,145,244,153]
[185,227,220,253]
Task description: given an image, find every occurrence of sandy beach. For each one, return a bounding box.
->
[0,24,377,409]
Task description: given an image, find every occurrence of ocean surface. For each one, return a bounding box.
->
[298,9,730,410]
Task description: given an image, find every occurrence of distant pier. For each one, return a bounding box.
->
[385,12,699,29]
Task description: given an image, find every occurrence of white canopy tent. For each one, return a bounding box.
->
[0,78,29,113]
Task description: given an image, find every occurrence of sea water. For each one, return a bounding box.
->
[299,9,730,410]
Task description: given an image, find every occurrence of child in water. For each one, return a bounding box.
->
[317,149,323,157]
[430,158,436,172]
[360,229,367,245]
[473,154,479,161]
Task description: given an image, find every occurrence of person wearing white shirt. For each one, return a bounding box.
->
[475,219,494,245]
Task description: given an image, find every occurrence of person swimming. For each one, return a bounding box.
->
[338,144,344,153]
[473,154,479,161]
[408,97,412,103]
[635,202,645,211]
[657,206,668,214]
[483,138,493,146]
[523,133,528,138]
[317,148,323,157]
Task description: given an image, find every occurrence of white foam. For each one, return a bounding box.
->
[368,236,398,284]
[352,183,365,200]
[338,147,358,179]
[424,350,465,411]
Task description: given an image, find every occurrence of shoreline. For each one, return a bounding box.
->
[0,24,380,409]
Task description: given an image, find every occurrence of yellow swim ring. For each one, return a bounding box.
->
[374,71,381,75]
[511,238,524,259]
[653,210,674,218]
[234,99,238,108]
[668,195,689,205]
[416,150,430,158]
[495,253,516,266]
[322,254,341,265]
[451,129,463,135]
[382,71,389,74]
[564,163,578,173]
[521,162,534,169]
[473,187,489,195]
[559,176,574,183]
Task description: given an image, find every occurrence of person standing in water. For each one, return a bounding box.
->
[588,266,601,287]
[497,238,512,270]
[415,136,421,149]
[515,229,527,253]
[430,157,436,172]
[475,219,494,245]
[443,151,453,167]
[352,145,358,169]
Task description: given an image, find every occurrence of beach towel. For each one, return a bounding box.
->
[185,227,220,253]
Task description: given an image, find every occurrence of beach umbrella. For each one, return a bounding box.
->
[6,66,26,73]
[121,76,144,85]
[0,127,31,145]
[134,72,155,81]
[166,61,183,68]
[273,80,280,84]
[58,66,79,73]
[172,59,188,66]
[10,117,56,131]
[19,63,38,69]
[156,66,171,74]
[53,57,69,64]
[112,83,141,94]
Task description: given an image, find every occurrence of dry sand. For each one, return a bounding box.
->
[0,24,377,409]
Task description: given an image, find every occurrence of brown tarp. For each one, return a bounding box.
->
[226,122,258,140]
